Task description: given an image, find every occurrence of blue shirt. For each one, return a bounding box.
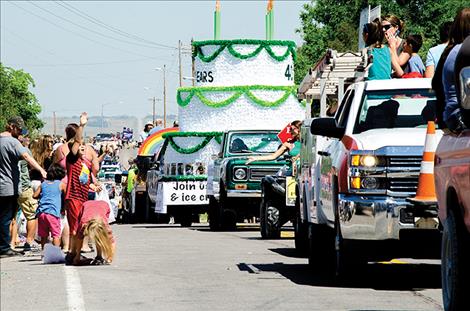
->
[368,46,391,80]
[426,43,447,67]
[406,54,425,75]
[148,126,163,136]
[37,180,62,218]
[443,44,462,125]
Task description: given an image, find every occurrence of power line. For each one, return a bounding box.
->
[8,2,157,59]
[56,1,177,50]
[28,1,173,50]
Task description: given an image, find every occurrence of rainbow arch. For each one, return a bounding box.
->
[138,127,179,156]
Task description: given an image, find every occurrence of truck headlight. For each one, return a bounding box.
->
[234,168,247,180]
[361,177,378,189]
[351,155,378,167]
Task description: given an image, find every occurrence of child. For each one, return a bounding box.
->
[33,164,66,249]
[362,21,392,80]
[389,34,425,77]
[76,199,115,265]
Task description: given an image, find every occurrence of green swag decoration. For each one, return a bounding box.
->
[162,132,223,154]
[159,175,207,182]
[193,39,297,62]
[177,85,304,109]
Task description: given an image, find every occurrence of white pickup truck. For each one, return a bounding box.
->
[296,78,442,277]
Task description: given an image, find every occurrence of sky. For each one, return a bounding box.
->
[1,0,310,121]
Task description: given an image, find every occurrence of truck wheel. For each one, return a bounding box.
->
[208,197,221,231]
[180,212,192,227]
[219,187,236,231]
[260,198,281,239]
[308,223,335,277]
[442,208,470,311]
[144,194,152,223]
[294,192,308,254]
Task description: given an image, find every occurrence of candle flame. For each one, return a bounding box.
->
[216,0,220,12]
[267,0,273,12]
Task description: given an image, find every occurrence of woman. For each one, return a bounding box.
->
[30,135,54,185]
[382,15,411,69]
[246,120,302,165]
[53,123,100,253]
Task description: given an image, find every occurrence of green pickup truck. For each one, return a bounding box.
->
[207,130,290,230]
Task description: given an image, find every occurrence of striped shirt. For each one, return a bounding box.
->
[65,152,91,202]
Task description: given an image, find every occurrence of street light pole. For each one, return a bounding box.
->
[163,64,167,128]
[155,66,167,127]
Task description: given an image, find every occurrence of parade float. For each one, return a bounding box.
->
[147,0,304,226]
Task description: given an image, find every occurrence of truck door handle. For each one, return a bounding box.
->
[318,151,330,156]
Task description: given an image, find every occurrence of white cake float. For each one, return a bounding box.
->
[193,40,296,87]
[177,84,304,132]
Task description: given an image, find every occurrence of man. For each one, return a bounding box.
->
[0,116,46,258]
[138,122,153,144]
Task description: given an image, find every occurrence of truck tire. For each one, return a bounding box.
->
[294,190,308,254]
[180,214,192,227]
[208,197,221,231]
[260,198,281,239]
[144,194,152,223]
[308,223,335,277]
[219,186,236,231]
[441,208,470,311]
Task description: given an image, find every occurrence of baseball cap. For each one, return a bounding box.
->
[8,116,28,135]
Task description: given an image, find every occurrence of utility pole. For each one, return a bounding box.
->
[163,64,167,128]
[148,97,161,124]
[178,40,183,87]
[191,38,195,87]
[152,96,156,124]
[52,111,57,136]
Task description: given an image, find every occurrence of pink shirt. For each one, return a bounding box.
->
[78,200,115,243]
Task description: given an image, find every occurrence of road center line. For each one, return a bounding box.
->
[63,266,86,311]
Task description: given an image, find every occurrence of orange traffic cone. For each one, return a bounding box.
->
[408,121,437,205]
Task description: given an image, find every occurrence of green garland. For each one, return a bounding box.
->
[177,85,304,109]
[159,175,207,182]
[163,132,223,154]
[193,39,297,62]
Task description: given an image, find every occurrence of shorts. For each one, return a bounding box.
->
[37,213,61,238]
[65,199,84,235]
[17,188,38,221]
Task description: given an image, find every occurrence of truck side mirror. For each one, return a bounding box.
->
[310,117,345,139]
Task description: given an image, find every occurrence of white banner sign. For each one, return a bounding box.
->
[155,180,209,214]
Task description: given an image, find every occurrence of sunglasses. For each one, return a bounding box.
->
[382,24,393,31]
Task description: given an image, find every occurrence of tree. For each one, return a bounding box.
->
[294,0,468,84]
[0,63,43,132]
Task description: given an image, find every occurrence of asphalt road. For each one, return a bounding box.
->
[1,223,443,311]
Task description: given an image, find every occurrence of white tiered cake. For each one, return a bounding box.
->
[177,39,304,132]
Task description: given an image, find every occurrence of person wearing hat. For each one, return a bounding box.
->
[138,121,154,144]
[0,116,47,258]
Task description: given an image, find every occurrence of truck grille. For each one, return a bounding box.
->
[249,167,281,181]
[388,178,419,192]
[388,156,422,167]
[386,156,422,195]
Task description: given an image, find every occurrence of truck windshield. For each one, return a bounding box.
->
[354,88,436,134]
[228,133,280,154]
